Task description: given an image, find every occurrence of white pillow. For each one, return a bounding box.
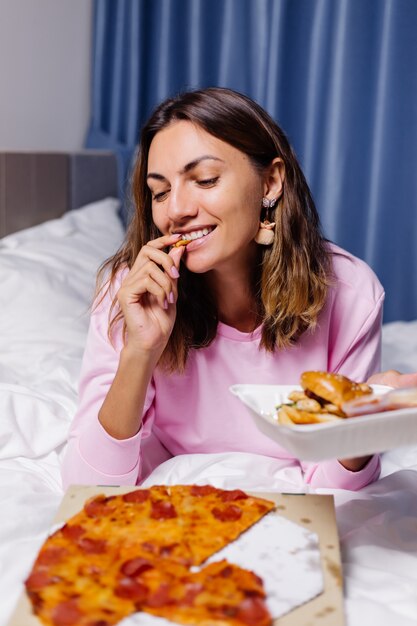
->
[0,198,124,399]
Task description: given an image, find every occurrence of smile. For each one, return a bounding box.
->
[179,226,214,242]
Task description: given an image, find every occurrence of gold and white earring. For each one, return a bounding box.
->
[254,197,277,245]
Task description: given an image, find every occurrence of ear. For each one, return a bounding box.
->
[263,158,285,200]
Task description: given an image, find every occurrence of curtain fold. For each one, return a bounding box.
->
[85,0,417,323]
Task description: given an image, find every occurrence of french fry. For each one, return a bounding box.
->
[278,405,342,425]
[277,406,295,425]
[173,239,191,247]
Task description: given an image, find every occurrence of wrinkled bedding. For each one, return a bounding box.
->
[1,200,417,626]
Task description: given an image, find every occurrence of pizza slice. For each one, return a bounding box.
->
[60,485,275,566]
[141,559,271,626]
[27,548,271,626]
[146,484,275,565]
[24,485,275,626]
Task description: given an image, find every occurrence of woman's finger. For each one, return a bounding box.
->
[139,276,170,310]
[119,274,167,311]
[168,244,186,270]
[367,370,417,388]
[121,262,175,309]
[132,241,182,278]
[146,233,182,250]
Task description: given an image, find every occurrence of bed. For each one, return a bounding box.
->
[1,152,417,626]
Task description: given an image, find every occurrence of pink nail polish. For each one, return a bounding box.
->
[163,298,168,309]
[169,291,175,304]
[170,266,180,279]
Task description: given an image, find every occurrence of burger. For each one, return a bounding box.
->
[277,371,372,425]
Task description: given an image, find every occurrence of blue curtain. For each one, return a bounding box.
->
[85,0,417,324]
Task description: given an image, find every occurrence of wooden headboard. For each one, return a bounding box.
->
[0,151,119,237]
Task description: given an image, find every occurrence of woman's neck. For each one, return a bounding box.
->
[205,265,261,333]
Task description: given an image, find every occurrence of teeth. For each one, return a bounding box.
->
[181,227,212,241]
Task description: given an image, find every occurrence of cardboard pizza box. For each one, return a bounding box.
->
[8,486,345,626]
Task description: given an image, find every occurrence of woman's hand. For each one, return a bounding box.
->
[367,369,417,388]
[98,235,184,441]
[336,370,417,472]
[337,456,372,472]
[116,234,185,362]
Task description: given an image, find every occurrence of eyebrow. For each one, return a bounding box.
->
[147,155,225,182]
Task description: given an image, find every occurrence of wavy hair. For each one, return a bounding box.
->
[97,87,332,372]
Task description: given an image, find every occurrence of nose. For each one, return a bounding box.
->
[166,182,198,223]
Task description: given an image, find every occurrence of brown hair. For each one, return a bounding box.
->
[98,87,331,371]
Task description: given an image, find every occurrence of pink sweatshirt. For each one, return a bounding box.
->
[62,244,384,491]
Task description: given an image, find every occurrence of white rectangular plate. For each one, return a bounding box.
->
[230,384,417,461]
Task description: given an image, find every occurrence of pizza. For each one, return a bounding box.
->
[25,484,275,626]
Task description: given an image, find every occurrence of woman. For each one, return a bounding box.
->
[62,87,384,490]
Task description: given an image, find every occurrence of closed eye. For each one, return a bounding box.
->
[197,177,219,188]
[153,190,169,202]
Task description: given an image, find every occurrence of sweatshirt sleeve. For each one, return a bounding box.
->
[330,290,384,383]
[327,248,385,382]
[301,249,384,490]
[301,455,381,490]
[61,283,156,489]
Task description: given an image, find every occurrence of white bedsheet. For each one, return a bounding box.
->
[1,201,417,626]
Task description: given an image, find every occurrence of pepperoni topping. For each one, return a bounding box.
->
[25,570,55,591]
[60,524,86,541]
[236,597,271,626]
[122,489,150,503]
[211,505,243,522]
[150,500,177,520]
[77,537,107,554]
[51,600,83,626]
[37,546,67,565]
[146,583,173,607]
[219,565,234,578]
[114,578,149,602]
[220,489,248,502]
[179,582,204,606]
[120,557,154,577]
[84,495,116,518]
[190,485,218,496]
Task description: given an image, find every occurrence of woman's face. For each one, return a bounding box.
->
[146,121,265,275]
